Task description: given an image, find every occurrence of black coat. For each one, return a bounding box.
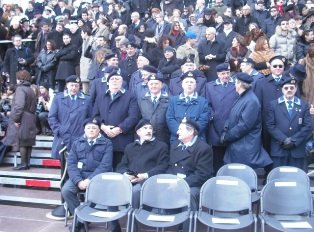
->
[36,49,58,87]
[157,56,181,85]
[55,43,78,81]
[167,137,213,187]
[3,46,35,84]
[234,14,259,36]
[116,138,169,176]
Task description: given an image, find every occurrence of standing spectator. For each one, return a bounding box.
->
[166,70,209,143]
[48,75,91,159]
[3,35,35,85]
[216,18,239,51]
[168,21,186,48]
[47,23,66,49]
[269,18,297,67]
[36,40,57,89]
[198,27,226,82]
[35,22,51,54]
[296,30,314,62]
[205,63,238,174]
[153,11,172,40]
[265,78,311,170]
[249,36,276,76]
[118,43,138,85]
[54,34,79,92]
[234,5,259,36]
[2,70,37,170]
[141,28,158,59]
[92,69,140,170]
[262,6,281,39]
[299,45,314,105]
[193,0,206,21]
[251,1,269,28]
[240,58,265,89]
[221,72,273,169]
[25,1,35,20]
[128,12,143,36]
[213,0,227,16]
[55,0,70,16]
[176,31,199,67]
[187,14,207,49]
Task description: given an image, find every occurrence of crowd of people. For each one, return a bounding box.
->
[1,0,314,231]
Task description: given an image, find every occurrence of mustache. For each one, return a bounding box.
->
[145,133,152,136]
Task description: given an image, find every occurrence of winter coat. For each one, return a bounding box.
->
[224,88,273,169]
[187,24,207,49]
[80,37,98,82]
[269,26,297,65]
[157,56,181,85]
[234,14,259,36]
[2,81,37,147]
[67,135,113,185]
[261,16,281,39]
[36,49,58,88]
[296,38,311,62]
[55,43,78,81]
[300,55,314,105]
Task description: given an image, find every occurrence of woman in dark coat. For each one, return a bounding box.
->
[151,35,174,68]
[2,70,37,170]
[168,21,186,48]
[36,39,58,89]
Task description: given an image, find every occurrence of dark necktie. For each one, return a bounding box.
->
[71,95,75,103]
[223,82,227,88]
[186,96,191,104]
[181,145,187,151]
[158,25,162,33]
[287,100,293,117]
[89,140,94,146]
[153,96,158,106]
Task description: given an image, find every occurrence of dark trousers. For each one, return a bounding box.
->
[212,146,227,176]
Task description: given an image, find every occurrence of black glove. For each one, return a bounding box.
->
[282,137,296,150]
[220,128,228,144]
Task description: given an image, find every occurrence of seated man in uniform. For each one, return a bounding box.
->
[62,118,113,232]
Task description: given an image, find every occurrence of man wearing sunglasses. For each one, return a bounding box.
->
[265,78,311,170]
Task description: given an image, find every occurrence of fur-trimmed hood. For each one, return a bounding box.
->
[274,25,297,38]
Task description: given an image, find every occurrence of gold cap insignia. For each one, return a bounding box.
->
[282,57,286,62]
[76,78,80,82]
[243,58,247,62]
[117,70,121,75]
[114,54,118,58]
[188,72,193,77]
[182,117,187,123]
[92,119,97,124]
[291,79,296,84]
[187,58,191,62]
[150,75,156,80]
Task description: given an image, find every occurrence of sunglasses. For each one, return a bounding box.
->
[281,23,288,25]
[270,10,277,12]
[272,64,283,68]
[283,86,295,90]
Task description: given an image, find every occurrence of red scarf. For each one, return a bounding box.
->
[275,4,284,15]
[172,29,179,36]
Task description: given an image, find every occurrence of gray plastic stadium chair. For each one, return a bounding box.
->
[71,172,133,232]
[131,174,193,232]
[267,166,310,188]
[260,179,314,232]
[194,176,257,232]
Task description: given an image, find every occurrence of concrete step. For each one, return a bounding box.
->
[0,176,60,188]
[0,166,61,179]
[0,187,61,205]
[7,149,53,158]
[3,157,61,167]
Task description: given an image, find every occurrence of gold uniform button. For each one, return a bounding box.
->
[289,127,292,130]
[175,164,177,166]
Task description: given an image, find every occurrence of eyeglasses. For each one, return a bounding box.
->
[283,86,295,90]
[270,10,277,12]
[281,23,288,25]
[272,64,283,68]
[184,11,188,13]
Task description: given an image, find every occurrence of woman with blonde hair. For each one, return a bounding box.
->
[249,36,275,76]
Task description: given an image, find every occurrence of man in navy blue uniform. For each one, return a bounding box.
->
[92,69,140,170]
[166,70,209,144]
[62,118,113,232]
[265,78,311,170]
[48,75,92,159]
[204,63,238,174]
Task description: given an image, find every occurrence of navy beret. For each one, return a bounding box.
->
[107,69,123,81]
[104,66,119,74]
[143,65,158,74]
[241,58,255,65]
[105,53,118,60]
[216,63,230,72]
[135,119,152,131]
[180,55,195,66]
[138,52,151,61]
[289,64,306,81]
[83,117,101,128]
[181,117,200,132]
[281,77,298,87]
[148,74,163,82]
[236,72,253,84]
[66,75,81,83]
[269,55,286,65]
[163,46,175,53]
[126,42,138,49]
[181,70,197,80]
[33,9,42,15]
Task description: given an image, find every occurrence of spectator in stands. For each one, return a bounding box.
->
[167,118,213,230]
[55,0,70,17]
[168,21,186,48]
[36,39,57,89]
[25,1,35,20]
[240,58,265,88]
[153,11,171,40]
[158,46,181,85]
[269,18,297,67]
[262,6,281,39]
[299,44,314,105]
[251,1,269,28]
[176,31,199,67]
[296,30,314,62]
[63,118,113,232]
[92,69,140,170]
[118,43,138,85]
[47,23,65,49]
[36,82,54,135]
[1,84,15,117]
[35,22,51,54]
[226,35,250,79]
[187,14,207,49]
[2,70,37,170]
[216,18,239,52]
[250,36,275,76]
[265,78,311,170]
[128,12,143,36]
[198,27,226,82]
[204,63,238,174]
[96,14,111,42]
[234,5,259,36]
[213,0,227,16]
[166,70,209,144]
[151,35,174,68]
[54,33,79,92]
[48,75,91,160]
[221,72,273,169]
[0,113,8,164]
[141,28,157,58]
[3,34,35,85]
[170,9,188,30]
[169,55,206,96]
